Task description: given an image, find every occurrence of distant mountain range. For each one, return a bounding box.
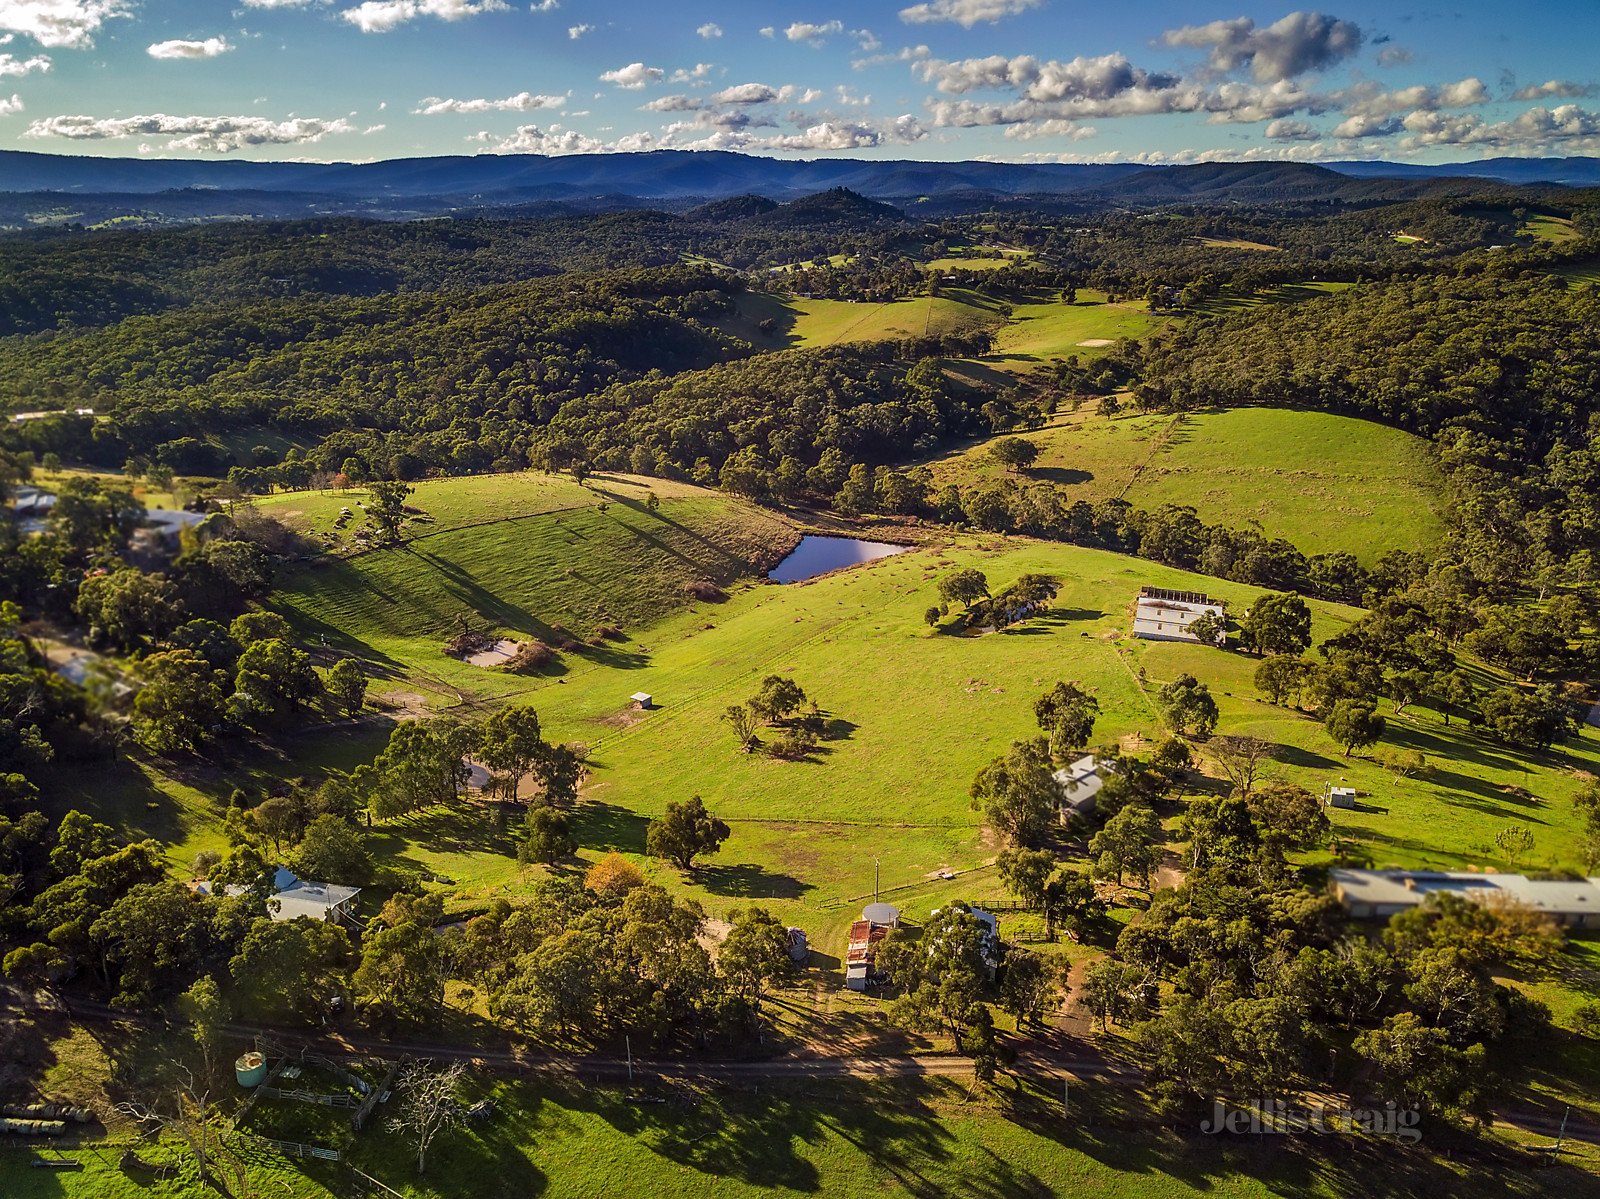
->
[0,150,1594,225]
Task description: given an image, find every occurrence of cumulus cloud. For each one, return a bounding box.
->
[1264,117,1319,140]
[599,61,663,89]
[919,52,1177,102]
[0,92,20,115]
[341,0,508,34]
[713,81,779,105]
[643,94,701,112]
[0,0,128,49]
[147,36,232,59]
[472,122,655,154]
[0,50,49,75]
[24,111,359,152]
[1336,76,1488,120]
[1375,45,1412,67]
[567,23,588,37]
[1400,103,1600,152]
[785,19,841,46]
[1162,11,1363,83]
[669,62,712,83]
[529,0,556,10]
[1512,79,1597,101]
[1330,112,1398,138]
[1002,118,1095,141]
[852,43,928,70]
[414,91,566,114]
[696,21,721,38]
[766,113,926,150]
[898,0,1040,28]
[242,0,329,7]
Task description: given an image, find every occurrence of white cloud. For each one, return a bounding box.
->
[242,0,328,7]
[0,0,128,49]
[24,111,359,152]
[599,61,663,89]
[1337,77,1488,119]
[669,62,712,84]
[1400,103,1600,152]
[785,19,841,46]
[414,90,566,114]
[147,36,232,59]
[713,81,779,105]
[852,28,879,51]
[0,50,49,74]
[1330,112,1398,138]
[566,22,587,37]
[852,43,927,70]
[1512,79,1597,101]
[1375,45,1412,68]
[472,122,656,154]
[1162,11,1363,83]
[1002,118,1095,141]
[0,92,21,115]
[758,25,773,37]
[696,21,721,38]
[766,113,926,150]
[341,0,509,34]
[898,0,1040,28]
[529,0,556,10]
[1264,117,1319,140]
[643,94,701,112]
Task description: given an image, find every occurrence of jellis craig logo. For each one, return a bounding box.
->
[1201,1099,1422,1144]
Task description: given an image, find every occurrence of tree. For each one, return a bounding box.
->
[879,904,992,1040]
[719,906,792,1014]
[999,948,1060,1028]
[234,638,321,721]
[75,568,184,652]
[1255,655,1311,707]
[750,675,807,723]
[1186,610,1226,648]
[1242,593,1312,656]
[293,814,371,883]
[1208,734,1274,796]
[722,703,761,752]
[970,738,1059,846]
[1324,699,1386,756]
[366,719,474,819]
[989,436,1040,473]
[228,610,292,648]
[646,795,730,871]
[88,882,205,1007]
[389,1060,467,1175]
[585,851,645,900]
[1033,681,1099,758]
[1479,685,1570,750]
[176,977,230,1080]
[1080,959,1144,1031]
[997,847,1055,911]
[368,480,416,546]
[1387,668,1432,716]
[229,917,353,1024]
[1156,674,1218,737]
[518,804,576,866]
[324,658,367,717]
[476,705,575,804]
[132,650,228,756]
[1495,825,1535,869]
[937,568,989,610]
[1090,803,1161,887]
[1249,782,1329,851]
[1435,668,1478,725]
[355,918,445,1028]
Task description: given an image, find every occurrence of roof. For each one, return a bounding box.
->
[1052,756,1104,810]
[1140,585,1223,608]
[630,692,653,702]
[1332,869,1600,917]
[861,902,900,925]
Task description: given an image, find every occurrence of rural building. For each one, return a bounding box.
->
[1326,786,1358,809]
[197,866,361,925]
[845,902,900,991]
[1332,869,1600,929]
[1052,755,1105,821]
[630,692,655,710]
[1132,586,1225,644]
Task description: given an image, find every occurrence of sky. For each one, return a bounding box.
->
[0,1,1598,164]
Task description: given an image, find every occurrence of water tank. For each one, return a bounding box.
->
[235,1052,268,1088]
[862,902,900,926]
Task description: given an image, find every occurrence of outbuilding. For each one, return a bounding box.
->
[630,692,655,710]
[1332,869,1600,930]
[1132,586,1226,644]
[1052,755,1105,822]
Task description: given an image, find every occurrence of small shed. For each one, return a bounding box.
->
[630,692,655,711]
[1327,786,1357,810]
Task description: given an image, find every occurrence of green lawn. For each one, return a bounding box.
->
[984,292,1173,368]
[1526,215,1581,244]
[718,291,1006,350]
[926,408,1447,562]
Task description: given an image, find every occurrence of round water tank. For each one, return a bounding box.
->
[862,902,900,925]
[235,1052,267,1088]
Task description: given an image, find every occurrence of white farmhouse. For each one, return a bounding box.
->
[1132,586,1226,644]
[1052,755,1105,822]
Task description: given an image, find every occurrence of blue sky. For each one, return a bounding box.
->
[0,1,1597,163]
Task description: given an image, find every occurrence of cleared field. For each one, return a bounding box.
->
[1193,236,1281,252]
[1526,214,1580,244]
[985,292,1172,368]
[1554,256,1600,287]
[1189,280,1353,317]
[719,290,1005,349]
[927,408,1446,562]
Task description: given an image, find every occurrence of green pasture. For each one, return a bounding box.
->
[926,407,1446,562]
[984,292,1172,368]
[1525,215,1580,244]
[720,290,1005,349]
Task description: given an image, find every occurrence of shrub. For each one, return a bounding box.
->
[502,641,556,673]
[684,580,727,603]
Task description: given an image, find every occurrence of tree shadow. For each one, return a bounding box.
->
[1027,466,1094,486]
[574,800,651,854]
[695,862,815,900]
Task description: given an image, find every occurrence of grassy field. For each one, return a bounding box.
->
[1526,214,1581,244]
[926,408,1446,561]
[1553,256,1600,287]
[985,291,1172,369]
[719,290,1006,350]
[1189,281,1354,317]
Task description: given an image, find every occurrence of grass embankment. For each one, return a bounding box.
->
[926,407,1446,562]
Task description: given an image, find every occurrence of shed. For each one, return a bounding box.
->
[1052,755,1104,821]
[630,692,655,710]
[1327,786,1357,809]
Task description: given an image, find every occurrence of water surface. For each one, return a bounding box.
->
[768,535,909,584]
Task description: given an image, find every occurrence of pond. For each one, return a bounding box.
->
[768,535,910,584]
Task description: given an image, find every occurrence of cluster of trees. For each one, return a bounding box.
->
[721,674,830,759]
[1088,795,1561,1124]
[930,567,1060,631]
